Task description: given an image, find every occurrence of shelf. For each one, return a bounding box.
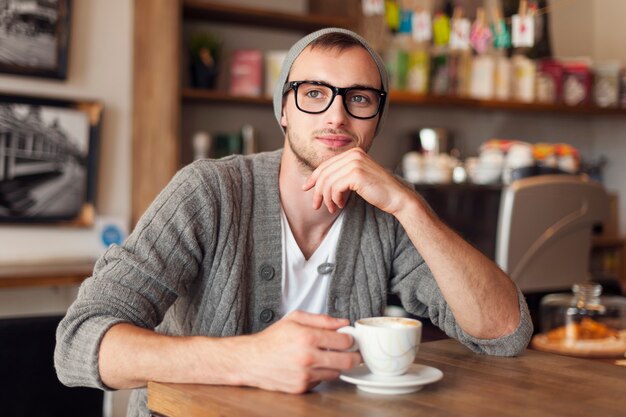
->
[0,260,94,289]
[390,92,626,116]
[592,236,626,249]
[182,0,350,32]
[0,273,88,289]
[182,88,626,116]
[182,88,271,105]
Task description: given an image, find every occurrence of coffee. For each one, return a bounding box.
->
[363,317,420,328]
[338,316,422,376]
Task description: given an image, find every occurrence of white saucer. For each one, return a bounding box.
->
[340,363,443,395]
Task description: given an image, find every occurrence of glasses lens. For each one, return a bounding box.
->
[344,89,381,118]
[295,83,334,113]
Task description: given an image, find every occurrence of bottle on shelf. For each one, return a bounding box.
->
[192,131,212,160]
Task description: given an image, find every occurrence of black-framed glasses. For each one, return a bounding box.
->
[282,81,386,120]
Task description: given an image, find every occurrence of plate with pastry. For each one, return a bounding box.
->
[531,317,626,358]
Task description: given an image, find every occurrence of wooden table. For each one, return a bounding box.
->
[148,339,626,417]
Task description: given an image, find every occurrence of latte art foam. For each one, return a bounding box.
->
[359,317,421,328]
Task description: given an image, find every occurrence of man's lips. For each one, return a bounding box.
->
[316,134,353,147]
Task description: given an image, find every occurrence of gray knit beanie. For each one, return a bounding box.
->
[273,27,389,137]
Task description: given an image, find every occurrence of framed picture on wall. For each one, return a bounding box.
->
[0,93,103,225]
[0,0,72,79]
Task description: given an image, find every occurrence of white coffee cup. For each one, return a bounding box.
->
[338,317,422,376]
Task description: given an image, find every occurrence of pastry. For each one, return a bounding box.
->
[545,317,618,342]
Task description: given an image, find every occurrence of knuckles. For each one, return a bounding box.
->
[294,352,316,368]
[349,166,367,182]
[349,147,366,157]
[296,331,318,347]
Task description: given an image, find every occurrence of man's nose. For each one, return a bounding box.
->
[324,94,349,124]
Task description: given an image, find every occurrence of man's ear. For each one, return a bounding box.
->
[281,111,287,127]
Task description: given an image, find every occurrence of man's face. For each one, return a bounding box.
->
[281,45,381,172]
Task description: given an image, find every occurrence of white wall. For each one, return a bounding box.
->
[0,0,133,265]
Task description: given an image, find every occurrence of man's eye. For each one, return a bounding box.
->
[349,94,370,104]
[305,89,324,99]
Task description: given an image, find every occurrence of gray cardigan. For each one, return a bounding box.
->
[55,150,532,416]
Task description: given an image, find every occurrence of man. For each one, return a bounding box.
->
[55,28,532,416]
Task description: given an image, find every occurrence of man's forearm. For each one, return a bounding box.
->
[395,194,521,339]
[98,323,246,389]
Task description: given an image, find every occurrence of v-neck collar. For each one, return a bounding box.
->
[280,207,345,263]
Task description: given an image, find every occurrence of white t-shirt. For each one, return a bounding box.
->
[280,207,345,315]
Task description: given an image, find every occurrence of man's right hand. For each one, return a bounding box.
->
[238,311,360,393]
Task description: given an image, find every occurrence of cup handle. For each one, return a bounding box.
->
[337,326,359,352]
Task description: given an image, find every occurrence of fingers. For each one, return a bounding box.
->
[303,148,412,215]
[311,350,361,371]
[315,330,356,351]
[285,310,349,330]
[305,155,355,212]
[302,147,366,192]
[305,380,322,392]
[309,369,341,383]
[284,366,352,393]
[273,369,343,394]
[293,350,360,385]
[282,311,357,354]
[316,172,359,213]
[302,148,381,213]
[247,312,360,394]
[317,167,352,213]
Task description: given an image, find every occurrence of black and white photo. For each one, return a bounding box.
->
[0,94,102,224]
[0,0,71,79]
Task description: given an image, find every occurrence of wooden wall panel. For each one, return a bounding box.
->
[132,0,181,225]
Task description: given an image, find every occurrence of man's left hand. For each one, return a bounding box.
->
[302,148,412,215]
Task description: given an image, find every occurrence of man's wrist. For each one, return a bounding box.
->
[188,334,253,387]
[393,191,431,225]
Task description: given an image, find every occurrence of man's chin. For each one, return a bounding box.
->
[288,139,357,172]
[294,149,354,173]
[314,150,341,165]
[294,152,335,173]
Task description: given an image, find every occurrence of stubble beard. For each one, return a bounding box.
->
[287,128,359,174]
[287,130,322,173]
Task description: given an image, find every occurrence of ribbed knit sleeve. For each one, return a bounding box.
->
[54,164,216,389]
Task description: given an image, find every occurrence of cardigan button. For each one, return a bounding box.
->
[317,262,335,275]
[259,264,275,281]
[260,309,274,323]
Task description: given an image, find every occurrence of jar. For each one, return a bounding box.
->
[532,283,626,358]
[593,61,620,108]
[511,55,536,103]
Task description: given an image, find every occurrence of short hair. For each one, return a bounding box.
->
[308,32,364,52]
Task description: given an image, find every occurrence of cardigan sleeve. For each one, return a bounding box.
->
[388,220,533,357]
[54,164,216,390]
